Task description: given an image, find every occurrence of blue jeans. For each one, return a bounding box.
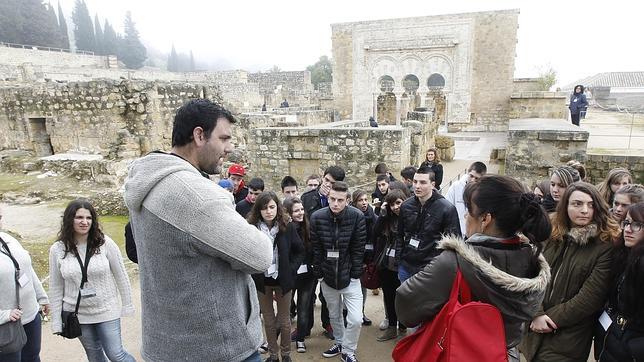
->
[243,351,262,362]
[0,314,42,362]
[78,319,134,362]
[398,264,414,284]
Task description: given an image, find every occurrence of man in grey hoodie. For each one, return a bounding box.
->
[124,99,273,362]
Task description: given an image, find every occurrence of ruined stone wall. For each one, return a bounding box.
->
[331,27,354,120]
[585,153,644,184]
[467,10,519,131]
[0,46,108,69]
[406,110,439,165]
[505,118,589,184]
[513,78,542,92]
[247,71,314,108]
[509,92,567,120]
[0,80,222,157]
[246,123,411,191]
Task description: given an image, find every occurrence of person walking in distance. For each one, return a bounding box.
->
[311,182,367,362]
[124,99,273,362]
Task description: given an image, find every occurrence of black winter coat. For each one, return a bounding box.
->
[234,186,249,204]
[419,161,444,190]
[398,192,461,274]
[362,205,377,263]
[311,206,367,290]
[252,222,305,295]
[235,199,253,218]
[301,188,324,217]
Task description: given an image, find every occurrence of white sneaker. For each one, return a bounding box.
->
[296,341,306,353]
[379,318,389,330]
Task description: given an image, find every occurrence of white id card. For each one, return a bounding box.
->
[365,244,374,251]
[599,311,612,331]
[18,273,30,287]
[297,264,308,274]
[80,284,97,298]
[267,264,277,274]
[327,250,340,259]
[387,248,396,257]
[409,238,421,248]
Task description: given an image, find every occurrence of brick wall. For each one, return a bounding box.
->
[509,92,568,120]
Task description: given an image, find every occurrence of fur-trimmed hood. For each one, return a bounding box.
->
[439,234,551,295]
[566,223,598,246]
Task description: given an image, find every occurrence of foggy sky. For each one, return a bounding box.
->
[57,0,641,87]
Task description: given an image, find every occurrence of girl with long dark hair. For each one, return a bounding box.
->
[396,175,552,361]
[521,182,621,361]
[419,147,443,190]
[595,202,644,361]
[248,192,304,362]
[48,199,134,362]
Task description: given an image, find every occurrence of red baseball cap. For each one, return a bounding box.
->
[228,164,246,177]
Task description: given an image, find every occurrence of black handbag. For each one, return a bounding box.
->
[60,249,91,339]
[0,237,28,354]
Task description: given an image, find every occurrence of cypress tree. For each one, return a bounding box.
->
[119,11,146,69]
[72,0,95,52]
[93,14,103,54]
[189,50,196,71]
[57,1,70,49]
[102,20,118,56]
[167,44,179,72]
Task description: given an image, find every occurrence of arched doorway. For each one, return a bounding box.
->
[377,75,396,124]
[402,74,421,113]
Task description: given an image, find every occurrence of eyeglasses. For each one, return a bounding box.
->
[622,220,643,232]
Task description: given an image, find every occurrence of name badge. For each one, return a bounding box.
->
[327,250,339,259]
[297,264,308,274]
[365,244,374,251]
[267,264,277,274]
[599,311,612,331]
[80,283,97,298]
[409,238,421,248]
[387,248,396,257]
[18,273,30,287]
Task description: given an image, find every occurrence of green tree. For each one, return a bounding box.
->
[0,0,24,43]
[57,1,69,48]
[306,55,333,88]
[118,11,146,69]
[189,50,195,71]
[72,0,95,52]
[19,0,60,47]
[167,44,179,72]
[93,14,103,54]
[102,20,118,56]
[536,65,557,91]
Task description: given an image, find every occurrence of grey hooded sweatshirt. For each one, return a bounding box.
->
[124,152,273,362]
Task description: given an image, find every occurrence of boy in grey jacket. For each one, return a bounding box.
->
[124,99,273,362]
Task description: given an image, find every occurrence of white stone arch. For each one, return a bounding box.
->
[422,54,454,91]
[370,56,400,83]
[399,55,424,79]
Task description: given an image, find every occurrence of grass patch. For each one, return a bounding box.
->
[0,174,34,193]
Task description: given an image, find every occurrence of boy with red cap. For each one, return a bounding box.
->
[228,164,249,203]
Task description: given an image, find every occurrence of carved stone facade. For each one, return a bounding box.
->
[332,9,520,131]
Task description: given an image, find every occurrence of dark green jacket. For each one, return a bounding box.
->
[520,224,614,362]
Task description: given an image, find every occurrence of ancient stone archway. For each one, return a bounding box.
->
[403,74,421,112]
[377,76,397,124]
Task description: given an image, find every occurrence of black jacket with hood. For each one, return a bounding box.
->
[398,192,461,274]
[396,234,550,348]
[311,205,367,290]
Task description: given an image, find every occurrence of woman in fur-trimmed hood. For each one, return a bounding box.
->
[520,182,621,362]
[396,175,552,362]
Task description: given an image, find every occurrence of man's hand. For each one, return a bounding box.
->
[9,308,23,321]
[41,304,50,316]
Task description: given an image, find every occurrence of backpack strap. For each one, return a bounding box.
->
[0,236,21,309]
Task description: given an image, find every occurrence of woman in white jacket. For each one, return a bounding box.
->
[48,199,135,362]
[0,208,49,362]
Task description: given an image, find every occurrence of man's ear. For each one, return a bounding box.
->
[193,127,205,146]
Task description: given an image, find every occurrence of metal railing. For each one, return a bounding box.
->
[581,105,644,150]
[0,41,94,55]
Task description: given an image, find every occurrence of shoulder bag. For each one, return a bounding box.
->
[0,237,28,354]
[60,249,91,339]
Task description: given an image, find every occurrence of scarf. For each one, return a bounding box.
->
[259,222,280,279]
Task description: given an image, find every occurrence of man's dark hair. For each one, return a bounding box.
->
[306,174,319,182]
[281,176,298,191]
[376,174,389,183]
[248,177,265,191]
[400,166,416,180]
[374,163,388,174]
[468,162,487,175]
[331,181,349,193]
[415,166,435,181]
[171,99,235,147]
[324,166,345,182]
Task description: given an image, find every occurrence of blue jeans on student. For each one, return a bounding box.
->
[243,351,262,362]
[0,314,42,362]
[398,264,414,284]
[78,319,135,362]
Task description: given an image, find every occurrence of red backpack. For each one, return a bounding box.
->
[392,268,508,362]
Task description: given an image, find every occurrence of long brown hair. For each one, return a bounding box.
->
[247,191,288,233]
[283,197,310,248]
[597,167,632,205]
[425,147,441,164]
[551,182,621,243]
[57,198,105,258]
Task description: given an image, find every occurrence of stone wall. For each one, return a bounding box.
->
[406,110,439,165]
[505,118,589,184]
[467,10,519,131]
[513,78,542,92]
[585,153,644,184]
[0,45,109,70]
[247,71,314,108]
[509,92,567,120]
[0,80,222,157]
[331,27,353,120]
[246,122,412,191]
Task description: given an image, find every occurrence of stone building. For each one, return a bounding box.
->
[331,9,520,131]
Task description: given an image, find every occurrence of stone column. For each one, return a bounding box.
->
[373,93,379,122]
[419,85,429,108]
[394,87,404,126]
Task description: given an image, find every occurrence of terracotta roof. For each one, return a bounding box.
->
[563,72,644,90]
